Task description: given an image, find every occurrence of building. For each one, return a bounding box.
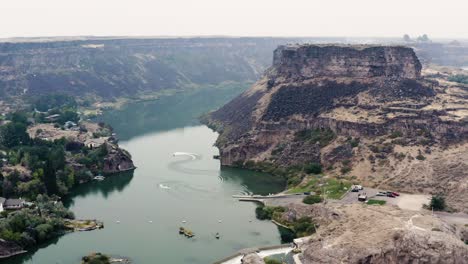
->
[0,197,25,212]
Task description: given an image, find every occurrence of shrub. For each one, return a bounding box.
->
[264,257,282,264]
[429,195,446,211]
[255,206,285,220]
[295,129,336,147]
[389,131,403,139]
[340,166,351,174]
[303,195,323,204]
[291,217,316,237]
[416,150,426,160]
[304,163,322,174]
[367,199,386,205]
[349,137,360,148]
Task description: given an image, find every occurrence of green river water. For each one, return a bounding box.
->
[6,87,286,264]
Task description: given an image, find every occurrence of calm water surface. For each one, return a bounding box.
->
[7,88,285,264]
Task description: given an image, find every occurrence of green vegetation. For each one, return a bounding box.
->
[347,137,360,148]
[294,128,336,147]
[255,205,285,220]
[287,177,350,199]
[291,217,316,237]
[264,257,282,264]
[367,199,386,205]
[302,195,323,204]
[81,252,111,264]
[416,150,426,161]
[303,162,322,174]
[448,74,468,85]
[0,195,74,248]
[257,205,317,240]
[0,110,111,199]
[429,195,446,211]
[389,130,403,139]
[31,94,77,112]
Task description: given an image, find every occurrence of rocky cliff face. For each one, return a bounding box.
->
[207,44,468,211]
[0,38,319,99]
[103,143,135,174]
[270,45,421,81]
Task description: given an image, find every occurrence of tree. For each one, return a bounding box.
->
[303,195,323,205]
[430,195,446,211]
[43,160,58,195]
[304,163,322,174]
[417,34,430,42]
[403,34,411,42]
[0,122,30,148]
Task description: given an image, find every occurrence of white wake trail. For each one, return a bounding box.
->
[173,152,199,160]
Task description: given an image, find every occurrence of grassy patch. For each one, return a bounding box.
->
[287,177,350,199]
[367,199,386,205]
[286,177,318,194]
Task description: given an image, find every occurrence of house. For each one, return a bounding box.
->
[0,197,25,212]
[45,114,61,122]
[84,137,108,148]
[64,121,78,130]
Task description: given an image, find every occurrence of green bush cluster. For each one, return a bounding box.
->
[302,195,323,204]
[429,195,446,211]
[264,257,282,264]
[0,111,110,199]
[448,74,468,84]
[255,205,285,220]
[0,195,74,248]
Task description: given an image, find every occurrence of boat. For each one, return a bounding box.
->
[179,227,185,234]
[215,232,220,239]
[93,175,105,181]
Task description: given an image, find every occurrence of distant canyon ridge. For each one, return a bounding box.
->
[0,37,467,101]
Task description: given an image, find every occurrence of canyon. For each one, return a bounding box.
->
[206,44,468,212]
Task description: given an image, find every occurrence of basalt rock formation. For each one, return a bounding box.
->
[103,143,135,174]
[206,44,468,211]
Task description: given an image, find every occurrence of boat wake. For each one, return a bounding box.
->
[173,152,199,160]
[159,184,171,189]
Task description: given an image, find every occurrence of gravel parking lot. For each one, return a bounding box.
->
[339,187,430,212]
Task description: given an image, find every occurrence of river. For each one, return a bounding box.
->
[5,87,286,264]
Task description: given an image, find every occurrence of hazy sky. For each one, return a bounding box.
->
[1,0,467,38]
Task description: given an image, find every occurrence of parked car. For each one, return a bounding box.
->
[386,192,396,198]
[358,193,367,201]
[376,192,386,196]
[303,192,311,195]
[356,185,364,190]
[351,185,359,192]
[391,192,400,196]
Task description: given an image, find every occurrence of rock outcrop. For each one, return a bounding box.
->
[0,239,26,259]
[241,253,265,264]
[298,204,468,264]
[103,143,135,174]
[206,44,468,211]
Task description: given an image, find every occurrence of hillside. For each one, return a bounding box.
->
[0,37,467,103]
[206,44,468,212]
[0,37,325,100]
